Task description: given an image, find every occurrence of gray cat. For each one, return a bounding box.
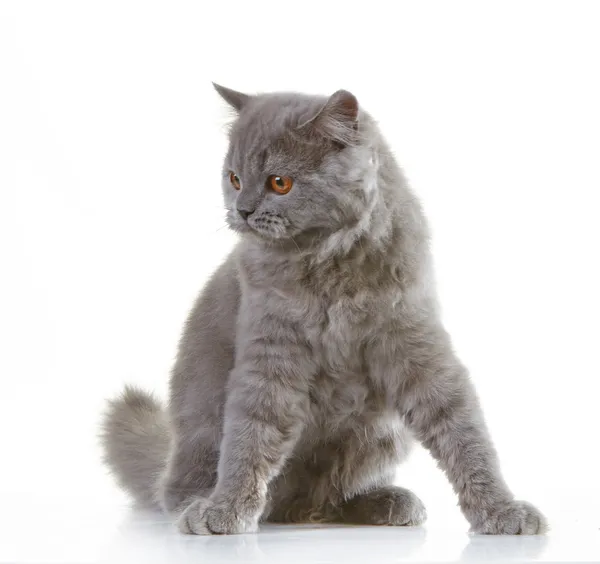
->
[101,84,547,535]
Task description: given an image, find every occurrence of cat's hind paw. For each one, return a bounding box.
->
[342,486,427,526]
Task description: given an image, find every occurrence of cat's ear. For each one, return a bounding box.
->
[301,89,360,146]
[212,83,251,112]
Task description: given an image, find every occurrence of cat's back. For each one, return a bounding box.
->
[171,248,241,393]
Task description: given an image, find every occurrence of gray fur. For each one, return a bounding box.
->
[101,85,547,535]
[100,386,169,507]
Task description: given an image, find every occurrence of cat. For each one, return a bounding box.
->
[101,84,547,535]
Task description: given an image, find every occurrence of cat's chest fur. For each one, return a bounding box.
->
[241,244,404,420]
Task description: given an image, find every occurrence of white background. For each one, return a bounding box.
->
[1,1,599,562]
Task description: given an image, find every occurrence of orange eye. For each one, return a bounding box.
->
[229,171,241,190]
[268,175,293,195]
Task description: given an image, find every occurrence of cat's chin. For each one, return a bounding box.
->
[228,222,290,242]
[227,221,254,236]
[249,229,288,243]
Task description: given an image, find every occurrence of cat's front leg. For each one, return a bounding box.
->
[391,321,547,534]
[178,314,314,535]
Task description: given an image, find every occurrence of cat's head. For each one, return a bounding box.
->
[215,84,381,248]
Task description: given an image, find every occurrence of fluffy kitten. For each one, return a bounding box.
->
[101,84,547,535]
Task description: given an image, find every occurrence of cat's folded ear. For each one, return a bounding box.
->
[300,90,360,146]
[212,83,251,112]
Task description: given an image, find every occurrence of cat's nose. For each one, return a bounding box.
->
[237,208,254,221]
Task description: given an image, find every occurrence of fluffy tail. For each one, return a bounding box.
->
[100,385,170,507]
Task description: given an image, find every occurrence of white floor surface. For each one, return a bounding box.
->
[1,494,598,563]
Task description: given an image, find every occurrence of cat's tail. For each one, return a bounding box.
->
[100,385,170,507]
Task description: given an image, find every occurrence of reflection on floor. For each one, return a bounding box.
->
[1,495,598,563]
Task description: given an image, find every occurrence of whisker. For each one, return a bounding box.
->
[290,235,301,254]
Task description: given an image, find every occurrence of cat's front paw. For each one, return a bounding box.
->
[470,500,548,535]
[177,496,259,535]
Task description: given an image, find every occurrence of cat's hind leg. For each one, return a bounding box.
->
[267,422,426,526]
[268,485,426,526]
[158,433,219,514]
[339,485,426,525]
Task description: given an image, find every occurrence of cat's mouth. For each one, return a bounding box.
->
[248,215,289,239]
[226,208,295,240]
[227,216,288,240]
